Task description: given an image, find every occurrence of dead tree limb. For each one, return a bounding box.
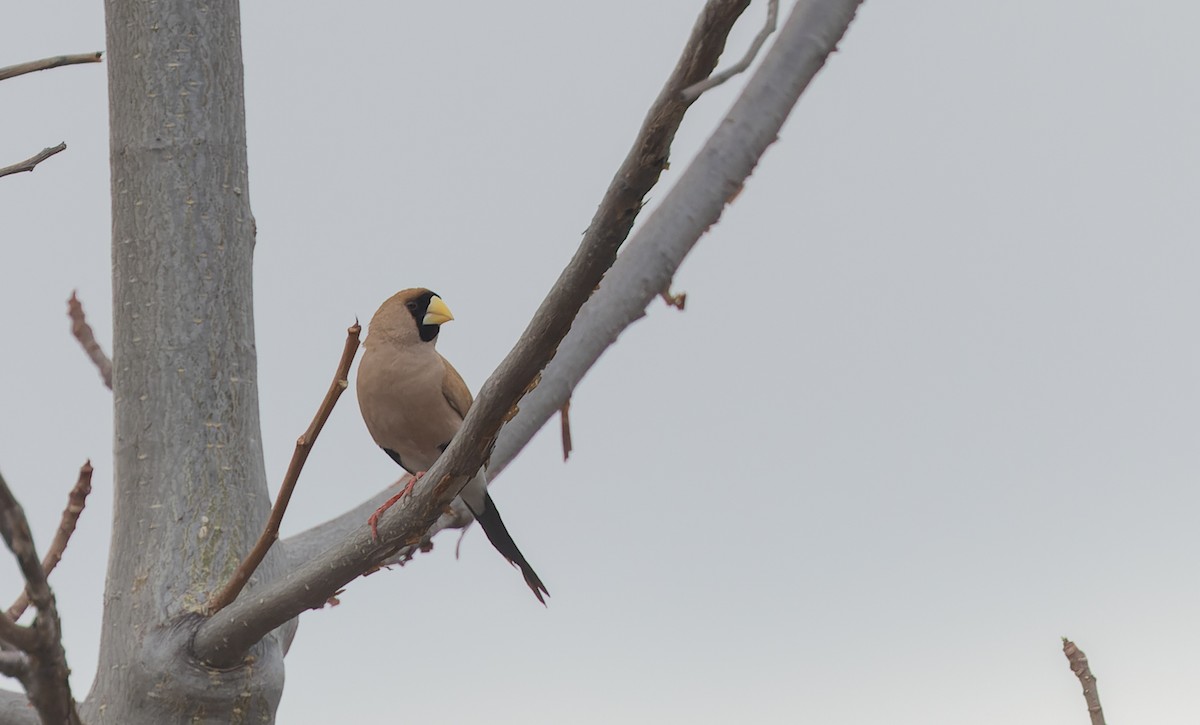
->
[0,52,102,82]
[0,471,81,725]
[7,461,94,622]
[0,144,67,180]
[1062,637,1107,725]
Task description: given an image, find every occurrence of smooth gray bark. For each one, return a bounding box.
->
[0,691,35,725]
[84,0,287,722]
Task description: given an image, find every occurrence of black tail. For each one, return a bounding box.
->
[463,492,550,604]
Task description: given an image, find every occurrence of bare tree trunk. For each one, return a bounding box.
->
[85,0,286,721]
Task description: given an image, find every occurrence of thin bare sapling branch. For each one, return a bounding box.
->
[7,461,94,622]
[0,144,67,180]
[0,52,102,82]
[67,292,113,389]
[204,322,362,615]
[1062,637,1107,725]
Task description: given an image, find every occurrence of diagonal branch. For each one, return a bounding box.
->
[0,52,103,82]
[1062,637,1107,725]
[67,292,113,389]
[202,0,862,669]
[204,322,362,615]
[682,0,778,100]
[0,471,81,724]
[278,0,754,572]
[284,0,864,566]
[7,461,94,623]
[0,144,67,180]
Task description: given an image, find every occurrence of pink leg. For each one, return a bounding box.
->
[368,471,424,540]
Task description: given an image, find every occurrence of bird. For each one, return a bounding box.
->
[356,287,549,603]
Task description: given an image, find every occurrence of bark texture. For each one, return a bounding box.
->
[86,0,286,722]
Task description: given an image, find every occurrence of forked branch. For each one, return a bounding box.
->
[0,471,81,724]
[683,0,779,100]
[204,322,362,615]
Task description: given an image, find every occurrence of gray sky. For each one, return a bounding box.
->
[3,1,1199,722]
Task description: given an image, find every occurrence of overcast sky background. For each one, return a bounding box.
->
[2,1,1199,723]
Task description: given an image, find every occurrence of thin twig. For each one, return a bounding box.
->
[7,462,94,622]
[0,52,103,82]
[682,0,778,100]
[205,322,362,615]
[560,399,573,461]
[0,470,81,724]
[1062,637,1107,725]
[67,292,113,389]
[0,144,67,180]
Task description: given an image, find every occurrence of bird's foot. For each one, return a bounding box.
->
[368,471,425,540]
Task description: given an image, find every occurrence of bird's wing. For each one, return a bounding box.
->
[440,354,474,422]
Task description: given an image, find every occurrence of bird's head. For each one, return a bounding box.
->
[368,287,455,345]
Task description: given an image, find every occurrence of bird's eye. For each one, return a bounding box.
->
[405,301,418,311]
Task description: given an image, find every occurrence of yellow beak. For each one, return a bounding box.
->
[423,295,455,326]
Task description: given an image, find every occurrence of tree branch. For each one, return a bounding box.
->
[278,0,754,573]
[1062,637,1107,725]
[0,471,81,725]
[682,0,778,100]
[486,0,863,480]
[0,52,103,82]
[559,400,573,461]
[67,292,113,390]
[6,462,93,623]
[0,144,66,180]
[200,0,861,669]
[0,614,35,653]
[205,322,361,615]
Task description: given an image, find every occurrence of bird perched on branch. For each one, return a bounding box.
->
[356,288,549,603]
